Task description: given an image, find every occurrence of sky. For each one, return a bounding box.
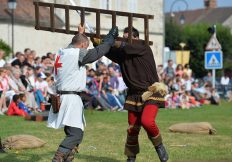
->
[165,0,232,12]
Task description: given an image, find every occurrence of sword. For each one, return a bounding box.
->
[69,0,95,34]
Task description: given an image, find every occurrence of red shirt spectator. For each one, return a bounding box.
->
[7,95,26,117]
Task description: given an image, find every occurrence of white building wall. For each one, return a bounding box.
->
[0,0,164,65]
[0,23,73,59]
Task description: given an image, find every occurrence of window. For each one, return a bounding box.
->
[100,0,112,10]
[80,0,90,7]
[128,0,137,13]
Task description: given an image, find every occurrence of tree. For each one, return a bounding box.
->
[165,22,232,78]
[0,39,12,59]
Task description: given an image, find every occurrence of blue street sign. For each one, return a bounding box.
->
[205,51,223,69]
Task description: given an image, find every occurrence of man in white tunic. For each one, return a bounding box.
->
[48,25,118,162]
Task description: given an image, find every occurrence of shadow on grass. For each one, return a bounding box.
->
[78,154,121,162]
[0,152,42,162]
[0,150,56,162]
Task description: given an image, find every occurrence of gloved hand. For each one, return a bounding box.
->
[90,37,102,47]
[103,26,119,46]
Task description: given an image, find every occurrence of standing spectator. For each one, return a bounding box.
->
[203,72,213,84]
[164,59,175,79]
[176,64,184,78]
[0,50,6,67]
[157,64,164,81]
[220,73,230,98]
[183,64,192,78]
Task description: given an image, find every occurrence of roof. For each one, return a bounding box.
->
[0,0,64,27]
[166,7,232,25]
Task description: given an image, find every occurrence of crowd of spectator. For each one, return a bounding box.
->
[0,48,54,116]
[158,59,231,109]
[0,48,231,116]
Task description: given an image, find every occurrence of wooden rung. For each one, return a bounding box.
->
[33,2,154,45]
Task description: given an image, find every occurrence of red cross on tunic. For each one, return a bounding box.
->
[54,55,62,75]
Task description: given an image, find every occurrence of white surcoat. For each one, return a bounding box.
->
[47,48,86,130]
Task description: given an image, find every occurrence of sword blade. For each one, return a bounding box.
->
[69,0,96,34]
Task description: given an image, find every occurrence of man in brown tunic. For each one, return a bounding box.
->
[104,27,169,162]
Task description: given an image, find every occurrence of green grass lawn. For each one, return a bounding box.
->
[0,102,232,162]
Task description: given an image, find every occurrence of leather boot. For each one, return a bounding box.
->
[52,150,68,162]
[64,146,79,162]
[126,156,136,162]
[155,143,168,162]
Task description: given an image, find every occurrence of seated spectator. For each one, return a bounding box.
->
[0,50,6,67]
[100,75,123,110]
[35,73,48,110]
[0,68,8,113]
[18,93,33,115]
[179,91,190,109]
[46,52,55,61]
[41,56,53,73]
[209,88,220,105]
[7,94,26,117]
[11,53,31,69]
[95,58,105,70]
[35,57,42,67]
[108,62,120,72]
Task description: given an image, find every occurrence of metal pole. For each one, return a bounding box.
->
[12,9,15,58]
[213,25,216,88]
[212,69,216,88]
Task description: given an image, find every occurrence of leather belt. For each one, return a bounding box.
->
[57,91,81,95]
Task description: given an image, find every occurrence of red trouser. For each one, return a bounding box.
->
[125,104,160,156]
[128,104,159,137]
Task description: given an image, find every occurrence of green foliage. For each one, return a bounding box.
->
[0,39,12,59]
[165,22,232,78]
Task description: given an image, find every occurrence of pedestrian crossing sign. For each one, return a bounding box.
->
[205,51,223,69]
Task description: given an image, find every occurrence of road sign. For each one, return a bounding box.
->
[205,51,223,69]
[205,35,222,51]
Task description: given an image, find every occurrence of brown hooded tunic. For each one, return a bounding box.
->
[106,42,164,112]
